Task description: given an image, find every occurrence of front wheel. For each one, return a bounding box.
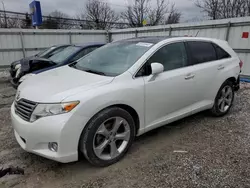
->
[211,80,235,116]
[79,107,135,167]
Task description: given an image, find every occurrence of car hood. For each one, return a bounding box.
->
[19,57,54,72]
[18,66,114,103]
[11,56,34,68]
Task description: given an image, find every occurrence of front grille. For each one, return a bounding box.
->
[15,99,37,121]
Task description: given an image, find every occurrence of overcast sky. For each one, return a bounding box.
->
[2,0,203,22]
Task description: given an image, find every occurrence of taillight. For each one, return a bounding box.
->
[239,60,243,69]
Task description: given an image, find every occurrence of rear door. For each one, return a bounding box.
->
[212,42,237,88]
[186,41,226,111]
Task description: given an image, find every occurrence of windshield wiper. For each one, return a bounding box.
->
[84,69,106,76]
[69,62,77,69]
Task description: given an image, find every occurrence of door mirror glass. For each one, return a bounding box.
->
[151,63,164,75]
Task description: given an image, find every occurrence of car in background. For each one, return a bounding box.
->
[10,43,105,88]
[10,44,70,80]
[11,37,241,166]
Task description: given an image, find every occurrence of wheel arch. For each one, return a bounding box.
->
[78,104,141,151]
[226,77,237,84]
[214,77,236,99]
[211,77,235,116]
[112,104,140,135]
[86,104,140,135]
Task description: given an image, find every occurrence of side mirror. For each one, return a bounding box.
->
[151,63,164,75]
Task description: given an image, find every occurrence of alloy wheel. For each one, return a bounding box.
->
[93,117,131,160]
[218,85,233,113]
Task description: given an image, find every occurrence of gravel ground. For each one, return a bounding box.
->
[1,77,250,188]
[0,69,9,80]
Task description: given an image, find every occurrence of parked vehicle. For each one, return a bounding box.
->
[9,43,105,88]
[10,44,70,85]
[11,37,241,166]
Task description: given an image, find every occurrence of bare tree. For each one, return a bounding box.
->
[121,0,149,27]
[149,0,169,25]
[166,4,181,24]
[0,13,7,28]
[220,0,247,18]
[196,0,221,20]
[121,0,180,27]
[46,10,71,29]
[74,14,92,29]
[83,0,119,30]
[42,16,59,29]
[195,0,250,20]
[247,0,250,16]
[0,13,24,28]
[21,13,32,28]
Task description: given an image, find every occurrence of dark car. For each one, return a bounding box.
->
[10,43,105,88]
[10,44,70,76]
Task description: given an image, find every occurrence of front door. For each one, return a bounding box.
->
[143,42,197,131]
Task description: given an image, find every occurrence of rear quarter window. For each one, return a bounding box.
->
[213,43,231,59]
[187,41,217,65]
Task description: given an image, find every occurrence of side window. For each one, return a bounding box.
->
[70,47,98,62]
[148,42,188,72]
[136,42,188,77]
[213,43,231,59]
[43,46,67,58]
[90,46,99,52]
[49,47,66,57]
[187,41,217,65]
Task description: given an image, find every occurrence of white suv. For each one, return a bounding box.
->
[11,37,241,166]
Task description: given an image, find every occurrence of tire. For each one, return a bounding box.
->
[79,107,136,167]
[211,80,235,117]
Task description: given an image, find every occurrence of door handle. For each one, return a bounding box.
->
[218,65,225,70]
[185,74,195,80]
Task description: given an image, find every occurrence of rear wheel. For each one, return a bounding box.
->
[79,107,135,167]
[211,80,234,116]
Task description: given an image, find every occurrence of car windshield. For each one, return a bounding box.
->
[74,41,153,76]
[49,46,81,64]
[36,47,56,57]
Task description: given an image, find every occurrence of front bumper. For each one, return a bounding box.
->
[10,78,19,89]
[9,64,25,89]
[9,68,15,78]
[9,68,20,89]
[11,103,90,163]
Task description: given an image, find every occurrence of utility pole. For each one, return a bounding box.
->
[2,1,7,28]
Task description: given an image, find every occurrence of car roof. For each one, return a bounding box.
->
[52,44,71,48]
[51,43,105,49]
[117,36,177,44]
[116,36,226,44]
[73,42,106,48]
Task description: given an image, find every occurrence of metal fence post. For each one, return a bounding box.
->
[106,30,112,43]
[225,22,231,41]
[169,26,172,36]
[20,32,26,58]
[69,32,72,44]
[135,30,138,38]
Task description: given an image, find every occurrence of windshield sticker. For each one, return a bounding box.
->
[136,42,153,47]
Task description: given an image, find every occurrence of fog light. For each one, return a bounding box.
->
[48,142,58,152]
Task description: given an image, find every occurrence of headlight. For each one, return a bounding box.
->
[30,101,79,122]
[19,73,35,83]
[14,64,21,70]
